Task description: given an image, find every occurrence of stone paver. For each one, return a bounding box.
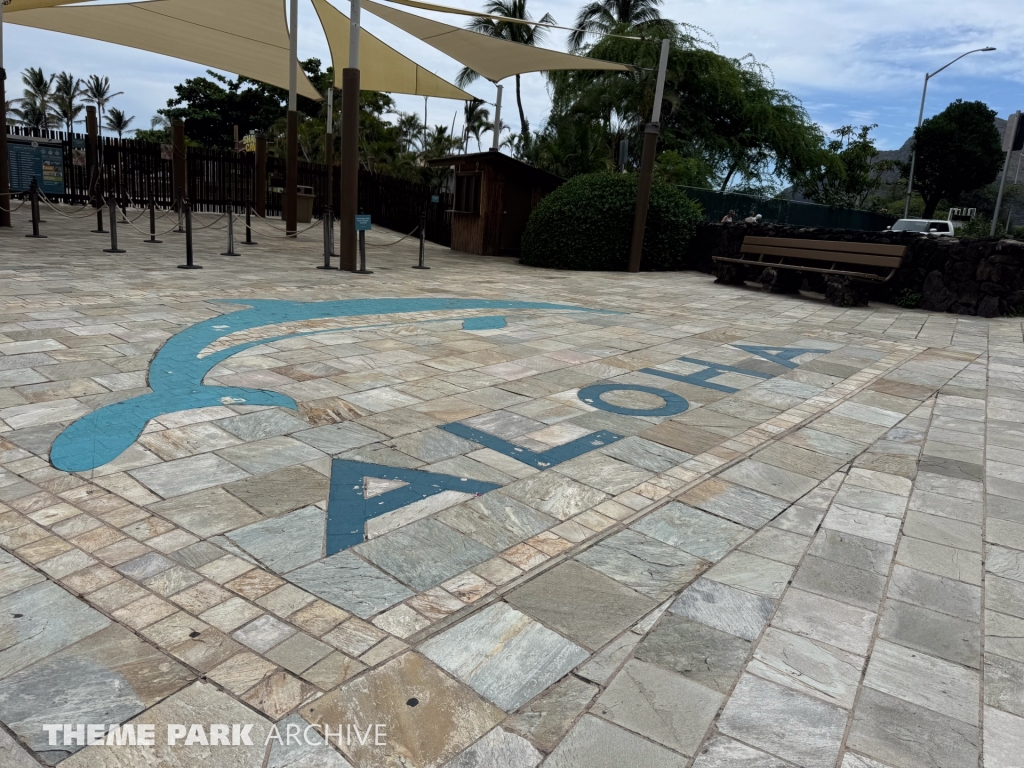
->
[0,207,1019,766]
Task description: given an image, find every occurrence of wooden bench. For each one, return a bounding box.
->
[714,236,906,283]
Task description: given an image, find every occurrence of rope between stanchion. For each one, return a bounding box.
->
[364,225,419,248]
[0,199,27,213]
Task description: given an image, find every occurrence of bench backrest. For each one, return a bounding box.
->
[740,236,905,268]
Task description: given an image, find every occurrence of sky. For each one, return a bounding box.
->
[4,0,1023,151]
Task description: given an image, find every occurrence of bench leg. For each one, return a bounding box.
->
[714,262,749,285]
[825,275,870,307]
[760,267,802,294]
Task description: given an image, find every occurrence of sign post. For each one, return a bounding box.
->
[354,214,372,274]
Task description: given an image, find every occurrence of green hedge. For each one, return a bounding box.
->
[520,173,703,270]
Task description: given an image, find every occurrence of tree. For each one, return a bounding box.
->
[82,75,123,136]
[52,72,84,134]
[394,112,424,153]
[568,0,670,52]
[16,67,57,130]
[463,100,490,152]
[455,0,556,140]
[797,124,894,208]
[104,107,135,139]
[905,99,1004,218]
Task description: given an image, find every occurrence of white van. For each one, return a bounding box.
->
[885,219,955,236]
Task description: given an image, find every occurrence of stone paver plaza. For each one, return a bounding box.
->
[1,207,1023,768]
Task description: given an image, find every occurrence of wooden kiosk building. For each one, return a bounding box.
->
[429,151,563,257]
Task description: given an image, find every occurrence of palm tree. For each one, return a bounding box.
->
[568,0,669,52]
[463,100,490,152]
[52,72,84,134]
[454,0,555,140]
[18,67,57,130]
[82,75,123,137]
[394,111,424,153]
[104,108,135,139]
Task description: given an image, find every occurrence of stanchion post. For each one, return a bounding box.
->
[145,182,161,244]
[25,177,45,238]
[243,193,257,245]
[87,106,106,234]
[355,228,373,274]
[221,198,239,256]
[318,207,334,269]
[103,197,125,253]
[413,211,429,269]
[174,187,184,233]
[178,198,201,269]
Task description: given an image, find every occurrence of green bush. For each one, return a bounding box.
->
[520,172,703,271]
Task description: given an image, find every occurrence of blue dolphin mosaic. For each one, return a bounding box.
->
[50,298,612,472]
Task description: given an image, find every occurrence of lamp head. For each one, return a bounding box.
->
[982,47,997,51]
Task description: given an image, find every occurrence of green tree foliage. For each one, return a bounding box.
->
[905,99,1004,218]
[654,150,712,187]
[103,107,135,139]
[797,124,895,208]
[568,0,671,52]
[540,31,820,190]
[455,0,555,140]
[520,172,702,270]
[12,67,57,130]
[462,100,490,152]
[82,75,123,137]
[52,72,84,134]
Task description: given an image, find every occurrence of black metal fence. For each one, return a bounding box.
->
[6,126,452,245]
[680,186,897,232]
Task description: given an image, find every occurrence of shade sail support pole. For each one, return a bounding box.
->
[285,0,299,237]
[627,38,669,274]
[339,0,362,271]
[0,0,9,228]
[491,83,503,151]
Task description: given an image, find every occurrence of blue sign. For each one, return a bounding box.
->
[355,214,372,231]
[7,138,65,195]
[431,195,440,203]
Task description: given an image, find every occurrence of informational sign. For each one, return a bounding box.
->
[431,194,440,203]
[6,137,66,195]
[71,137,86,167]
[355,214,372,231]
[241,132,257,152]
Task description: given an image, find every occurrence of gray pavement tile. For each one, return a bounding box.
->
[506,560,655,650]
[293,422,387,454]
[757,442,847,481]
[215,436,325,475]
[391,428,480,462]
[791,555,887,610]
[918,456,984,482]
[847,688,979,768]
[987,518,1024,551]
[0,581,110,680]
[437,492,555,551]
[420,602,588,712]
[264,632,332,675]
[116,551,175,580]
[633,501,752,562]
[682,479,789,529]
[226,505,325,574]
[129,453,250,498]
[896,537,982,585]
[739,527,811,565]
[749,627,864,709]
[783,428,865,460]
[0,550,45,598]
[887,564,981,621]
[504,675,599,750]
[987,544,1024,584]
[593,658,723,756]
[424,456,517,484]
[832,485,908,518]
[984,653,1024,718]
[878,600,981,668]
[599,436,693,472]
[718,674,848,768]
[986,610,1024,664]
[770,504,828,536]
[501,472,607,521]
[808,528,894,576]
[706,550,793,598]
[575,529,706,600]
[823,504,902,545]
[217,408,310,441]
[670,577,775,641]
[984,706,1024,768]
[232,614,296,653]
[151,487,264,537]
[691,735,795,767]
[914,472,983,502]
[544,714,690,768]
[909,489,983,525]
[722,460,819,503]
[224,465,330,516]
[463,410,546,439]
[554,453,654,495]
[773,588,876,656]
[635,613,750,693]
[356,518,495,591]
[863,640,979,724]
[444,727,542,768]
[266,713,352,768]
[288,551,413,619]
[987,575,1024,620]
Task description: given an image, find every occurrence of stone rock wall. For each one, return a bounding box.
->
[688,222,1024,316]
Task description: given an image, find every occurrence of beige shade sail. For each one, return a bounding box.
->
[6,0,92,12]
[361,0,633,82]
[311,0,471,99]
[8,0,322,100]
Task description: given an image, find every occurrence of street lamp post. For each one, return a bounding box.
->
[0,0,11,228]
[902,46,996,219]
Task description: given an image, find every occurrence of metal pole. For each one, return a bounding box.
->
[285,0,299,236]
[354,228,373,274]
[627,38,670,273]
[178,199,201,269]
[338,0,362,271]
[26,178,45,238]
[254,133,267,219]
[172,120,186,231]
[991,112,1019,237]
[221,198,239,255]
[174,187,184,233]
[903,73,929,219]
[325,87,335,214]
[619,138,629,172]
[413,211,429,268]
[1005,149,1023,233]
[145,184,161,243]
[0,0,10,229]
[103,197,125,252]
[491,84,503,151]
[318,207,334,269]
[243,194,257,245]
